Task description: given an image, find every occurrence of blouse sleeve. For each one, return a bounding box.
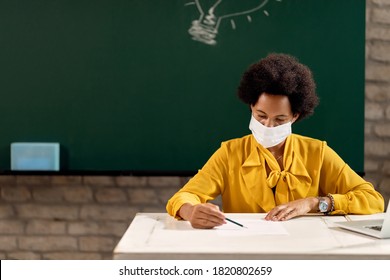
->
[319,143,384,214]
[166,143,230,219]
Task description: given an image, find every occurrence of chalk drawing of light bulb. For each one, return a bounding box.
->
[186,0,271,46]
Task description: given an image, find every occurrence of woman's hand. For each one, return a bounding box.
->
[265,197,318,221]
[179,203,226,229]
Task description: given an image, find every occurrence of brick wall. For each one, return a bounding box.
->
[365,0,390,201]
[0,175,188,259]
[1,0,389,260]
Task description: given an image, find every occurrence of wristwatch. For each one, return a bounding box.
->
[318,197,329,213]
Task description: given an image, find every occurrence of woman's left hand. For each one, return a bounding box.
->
[265,197,318,221]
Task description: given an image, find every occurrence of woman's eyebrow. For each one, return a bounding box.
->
[255,109,267,114]
[255,109,288,117]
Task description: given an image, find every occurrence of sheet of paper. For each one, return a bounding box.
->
[215,218,289,236]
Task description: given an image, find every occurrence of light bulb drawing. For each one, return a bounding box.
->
[185,0,281,46]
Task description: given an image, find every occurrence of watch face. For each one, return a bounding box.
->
[319,200,328,212]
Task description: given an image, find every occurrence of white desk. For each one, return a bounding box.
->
[113,213,390,259]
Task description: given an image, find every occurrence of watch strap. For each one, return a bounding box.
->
[326,193,335,214]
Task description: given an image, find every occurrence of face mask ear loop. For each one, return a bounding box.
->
[292,113,300,124]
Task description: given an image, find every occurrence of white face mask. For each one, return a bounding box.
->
[249,115,292,148]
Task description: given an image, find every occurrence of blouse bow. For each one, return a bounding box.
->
[265,150,313,203]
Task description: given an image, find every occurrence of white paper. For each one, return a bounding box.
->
[215,218,289,236]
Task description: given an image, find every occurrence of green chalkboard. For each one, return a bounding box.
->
[0,0,365,173]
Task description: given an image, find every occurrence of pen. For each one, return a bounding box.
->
[225,217,247,228]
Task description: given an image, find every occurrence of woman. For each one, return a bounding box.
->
[166,53,384,229]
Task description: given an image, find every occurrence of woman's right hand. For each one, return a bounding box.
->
[178,203,226,229]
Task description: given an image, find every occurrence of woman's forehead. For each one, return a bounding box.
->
[252,93,292,114]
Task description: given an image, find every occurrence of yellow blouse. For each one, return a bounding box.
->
[166,134,384,218]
